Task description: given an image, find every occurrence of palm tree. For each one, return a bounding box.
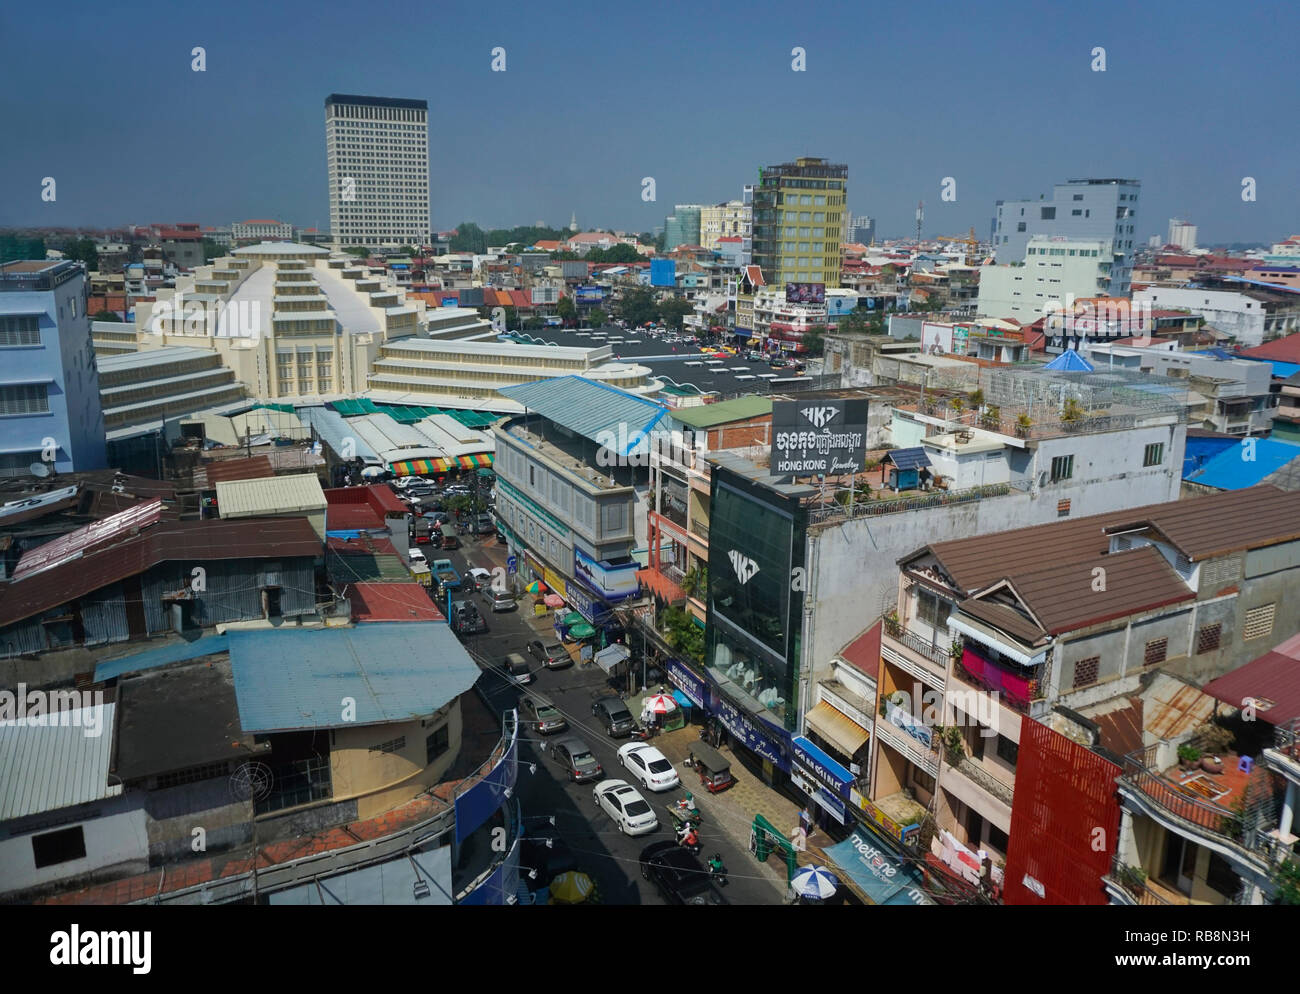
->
[969,388,985,411]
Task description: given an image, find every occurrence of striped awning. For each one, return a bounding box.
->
[455,452,494,470]
[391,458,452,476]
[804,701,870,759]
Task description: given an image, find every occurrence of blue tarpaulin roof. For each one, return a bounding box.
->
[1185,438,1300,490]
[499,376,671,457]
[825,830,934,905]
[228,623,480,732]
[1042,349,1095,372]
[885,446,932,471]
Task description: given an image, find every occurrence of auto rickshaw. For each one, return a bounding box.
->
[686,741,734,794]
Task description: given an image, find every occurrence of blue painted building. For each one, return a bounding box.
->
[0,260,106,476]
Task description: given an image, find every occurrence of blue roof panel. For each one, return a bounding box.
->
[229,623,480,732]
[94,632,229,682]
[1043,349,1095,372]
[499,376,670,456]
[1185,438,1300,490]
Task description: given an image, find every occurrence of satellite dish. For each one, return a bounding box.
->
[29,462,50,478]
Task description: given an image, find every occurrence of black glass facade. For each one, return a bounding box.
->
[706,469,806,731]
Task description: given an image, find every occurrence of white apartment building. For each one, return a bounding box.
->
[325,94,430,249]
[977,236,1111,323]
[1168,219,1197,251]
[994,178,1139,296]
[232,219,294,243]
[1132,286,1296,348]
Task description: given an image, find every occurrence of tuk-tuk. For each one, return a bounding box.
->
[687,741,733,794]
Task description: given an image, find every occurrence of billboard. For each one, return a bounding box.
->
[575,286,603,304]
[573,548,640,603]
[770,399,869,476]
[650,258,677,287]
[785,282,825,305]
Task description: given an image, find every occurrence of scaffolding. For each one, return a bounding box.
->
[984,366,1189,427]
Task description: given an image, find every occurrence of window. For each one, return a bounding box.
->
[988,825,1009,853]
[0,383,50,415]
[1197,623,1222,654]
[1143,442,1164,467]
[0,314,40,346]
[1049,454,1074,482]
[915,588,952,631]
[1016,222,1027,232]
[1144,637,1167,665]
[1041,207,1056,220]
[1243,603,1276,641]
[1072,209,1082,216]
[995,736,1018,768]
[426,724,450,764]
[1057,498,1071,517]
[1072,656,1100,688]
[1206,851,1240,899]
[370,735,406,754]
[1073,194,1084,201]
[32,826,87,868]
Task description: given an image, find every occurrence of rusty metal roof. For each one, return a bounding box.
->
[1203,631,1300,726]
[1142,672,1217,741]
[0,517,321,629]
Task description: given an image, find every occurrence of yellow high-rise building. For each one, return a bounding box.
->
[751,157,847,288]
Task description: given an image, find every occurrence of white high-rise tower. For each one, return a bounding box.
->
[325,94,430,248]
[569,212,578,233]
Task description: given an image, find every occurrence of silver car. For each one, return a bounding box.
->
[553,736,603,783]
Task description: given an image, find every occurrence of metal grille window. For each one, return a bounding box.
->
[1144,637,1168,665]
[1243,603,1276,641]
[0,314,40,346]
[1196,623,1222,654]
[1050,454,1074,482]
[1057,498,1071,517]
[0,383,50,415]
[370,735,406,755]
[155,761,230,789]
[1143,442,1165,467]
[1072,656,1100,688]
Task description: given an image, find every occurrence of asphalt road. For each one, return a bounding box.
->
[446,533,782,905]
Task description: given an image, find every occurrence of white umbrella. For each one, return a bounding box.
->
[790,865,839,900]
[360,465,385,479]
[643,693,677,714]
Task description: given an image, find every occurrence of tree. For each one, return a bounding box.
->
[1273,858,1300,905]
[837,311,871,336]
[802,324,827,355]
[589,307,607,327]
[618,286,658,328]
[62,238,98,271]
[91,311,123,321]
[0,234,47,264]
[344,246,370,258]
[398,245,416,256]
[556,296,576,324]
[658,296,694,331]
[201,238,223,263]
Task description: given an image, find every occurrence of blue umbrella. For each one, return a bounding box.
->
[790,865,840,900]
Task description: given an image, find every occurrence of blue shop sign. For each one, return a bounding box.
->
[792,735,854,802]
[710,693,789,771]
[665,658,707,707]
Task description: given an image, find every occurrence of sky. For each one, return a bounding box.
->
[2,0,1297,245]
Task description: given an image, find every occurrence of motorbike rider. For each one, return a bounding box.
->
[677,821,699,849]
[707,853,727,882]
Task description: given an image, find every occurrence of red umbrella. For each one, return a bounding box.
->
[644,694,678,714]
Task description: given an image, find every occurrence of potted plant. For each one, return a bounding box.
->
[980,404,1000,431]
[1201,754,1225,775]
[1015,413,1033,438]
[1178,743,1202,769]
[950,638,964,661]
[884,611,901,637]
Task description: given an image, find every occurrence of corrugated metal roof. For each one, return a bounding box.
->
[0,517,322,629]
[299,406,382,462]
[671,396,773,429]
[499,376,670,455]
[14,498,165,579]
[228,623,479,732]
[0,702,121,820]
[1142,673,1216,741]
[1203,631,1300,726]
[201,455,274,486]
[216,473,326,517]
[94,632,229,682]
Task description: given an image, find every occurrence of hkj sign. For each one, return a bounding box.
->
[770,399,869,477]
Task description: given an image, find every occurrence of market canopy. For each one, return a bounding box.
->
[560,612,585,627]
[594,644,630,673]
[824,830,934,905]
[568,623,596,640]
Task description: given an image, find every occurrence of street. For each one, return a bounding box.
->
[445,528,784,905]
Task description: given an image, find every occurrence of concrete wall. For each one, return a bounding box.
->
[0,793,149,897]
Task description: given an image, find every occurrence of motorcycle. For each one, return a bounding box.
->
[707,855,729,886]
[631,723,659,742]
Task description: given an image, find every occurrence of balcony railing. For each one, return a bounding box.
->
[1106,855,1175,905]
[952,653,1039,716]
[689,518,710,542]
[1120,743,1276,860]
[885,624,952,669]
[1274,717,1299,759]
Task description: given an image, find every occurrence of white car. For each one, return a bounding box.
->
[617,743,680,792]
[592,779,659,836]
[407,548,427,565]
[466,567,493,589]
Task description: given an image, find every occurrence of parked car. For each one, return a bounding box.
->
[551,736,603,783]
[591,696,635,737]
[520,694,568,735]
[465,567,493,591]
[638,841,726,905]
[472,513,496,535]
[592,780,658,836]
[528,639,570,669]
[617,742,680,792]
[501,652,532,685]
[407,548,427,566]
[486,588,515,612]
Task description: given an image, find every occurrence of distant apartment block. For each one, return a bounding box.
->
[232,218,294,243]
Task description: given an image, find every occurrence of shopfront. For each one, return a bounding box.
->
[824,829,934,906]
[790,735,854,828]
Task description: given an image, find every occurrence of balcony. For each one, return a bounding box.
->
[1118,742,1285,873]
[876,704,941,778]
[952,646,1042,716]
[689,517,710,542]
[1105,855,1178,906]
[881,624,949,690]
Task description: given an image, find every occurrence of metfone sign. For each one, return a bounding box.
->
[771,399,868,476]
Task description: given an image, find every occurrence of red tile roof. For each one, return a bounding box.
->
[347,582,443,622]
[1240,334,1300,364]
[324,484,407,530]
[839,620,881,678]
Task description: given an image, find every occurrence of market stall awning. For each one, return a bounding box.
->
[824,830,934,905]
[594,644,630,673]
[392,457,451,476]
[456,452,493,470]
[804,701,870,759]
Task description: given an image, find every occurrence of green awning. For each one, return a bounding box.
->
[569,623,596,639]
[561,612,585,627]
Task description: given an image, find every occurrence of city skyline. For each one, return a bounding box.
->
[1,0,1297,244]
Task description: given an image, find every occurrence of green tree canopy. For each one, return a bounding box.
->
[556,296,576,323]
[618,286,659,327]
[588,307,607,327]
[657,296,694,331]
[802,325,827,355]
[0,235,47,264]
[201,238,223,263]
[91,311,123,321]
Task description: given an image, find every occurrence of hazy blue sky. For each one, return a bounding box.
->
[2,0,1296,244]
